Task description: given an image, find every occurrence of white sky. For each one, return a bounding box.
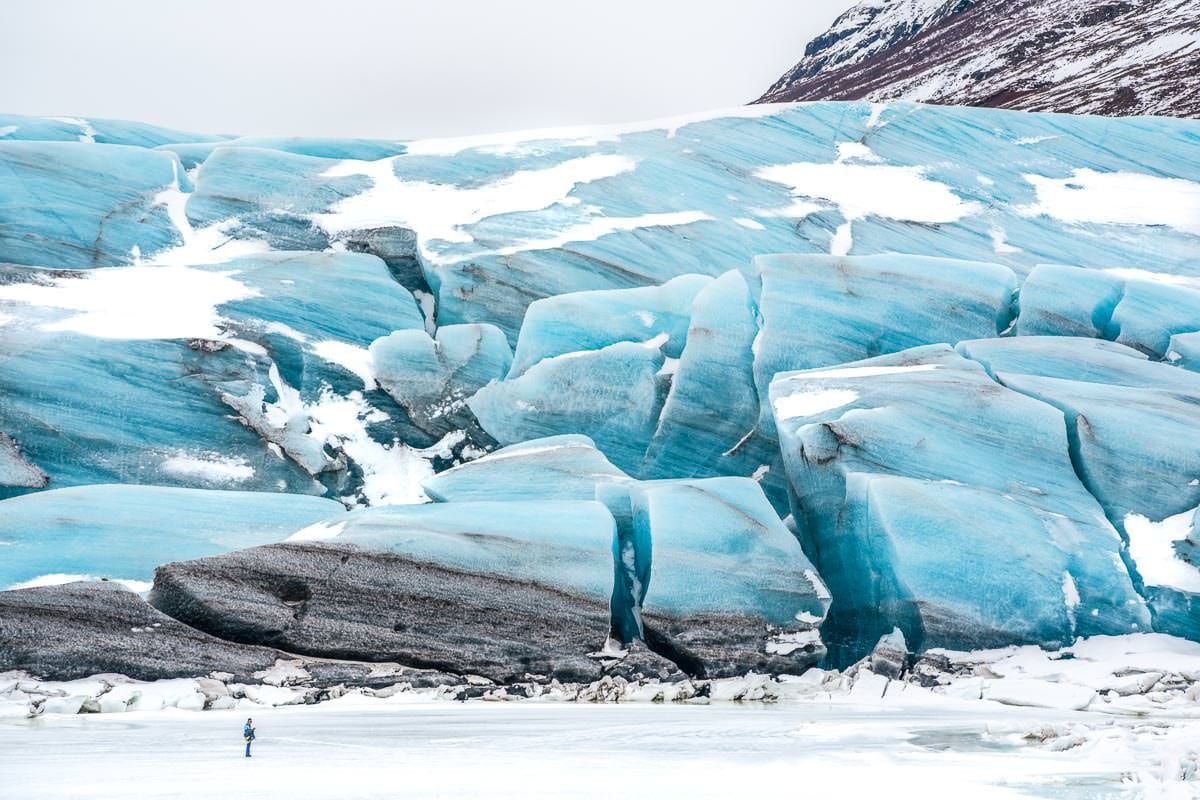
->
[0,0,853,139]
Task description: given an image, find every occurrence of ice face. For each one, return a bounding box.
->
[1017,265,1200,359]
[1168,331,1200,371]
[749,253,1018,438]
[638,271,779,497]
[770,345,1149,663]
[508,274,711,373]
[600,476,830,676]
[0,484,343,589]
[958,337,1200,527]
[0,142,187,268]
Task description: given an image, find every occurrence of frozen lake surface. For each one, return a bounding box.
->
[2,697,1194,799]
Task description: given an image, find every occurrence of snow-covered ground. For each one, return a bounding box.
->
[2,695,1197,799]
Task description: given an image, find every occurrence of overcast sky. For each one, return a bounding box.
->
[0,0,853,140]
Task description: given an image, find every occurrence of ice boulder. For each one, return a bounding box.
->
[371,323,512,436]
[600,476,830,677]
[957,336,1200,527]
[1017,265,1200,359]
[0,484,344,589]
[423,435,629,503]
[507,274,711,374]
[0,141,187,267]
[770,345,1149,663]
[151,501,620,683]
[468,340,668,475]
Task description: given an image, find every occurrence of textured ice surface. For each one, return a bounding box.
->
[0,484,342,589]
[422,435,629,502]
[129,101,1200,342]
[958,336,1200,527]
[508,274,711,372]
[1168,331,1200,371]
[639,271,776,491]
[749,253,1018,436]
[1017,264,1200,358]
[0,114,225,147]
[771,345,1148,662]
[371,323,511,435]
[301,499,619,624]
[0,142,187,267]
[0,253,441,500]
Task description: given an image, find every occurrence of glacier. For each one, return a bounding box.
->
[2,100,1200,686]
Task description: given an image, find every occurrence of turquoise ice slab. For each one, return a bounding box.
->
[508,274,711,377]
[0,141,186,268]
[371,323,512,436]
[468,340,668,475]
[770,345,1149,663]
[422,435,630,503]
[326,499,620,627]
[0,114,227,147]
[1017,265,1200,358]
[0,484,343,588]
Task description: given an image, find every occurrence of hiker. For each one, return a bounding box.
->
[243,718,256,758]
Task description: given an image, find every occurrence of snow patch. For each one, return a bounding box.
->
[161,451,254,484]
[757,160,980,225]
[773,388,859,420]
[0,265,259,341]
[1126,508,1200,593]
[286,520,348,542]
[1024,169,1200,235]
[7,574,152,593]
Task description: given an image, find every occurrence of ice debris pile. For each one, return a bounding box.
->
[2,102,1200,691]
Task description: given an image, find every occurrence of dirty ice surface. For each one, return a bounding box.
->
[2,699,1197,799]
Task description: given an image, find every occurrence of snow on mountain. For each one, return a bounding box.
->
[758,0,1200,118]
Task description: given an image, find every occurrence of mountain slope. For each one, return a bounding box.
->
[758,0,1200,117]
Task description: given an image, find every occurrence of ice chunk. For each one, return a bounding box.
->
[423,435,629,502]
[602,476,830,677]
[638,271,783,503]
[770,345,1148,663]
[0,484,344,589]
[508,274,711,374]
[186,146,374,251]
[0,142,187,267]
[1168,331,1200,372]
[0,433,46,489]
[468,341,667,475]
[371,323,512,435]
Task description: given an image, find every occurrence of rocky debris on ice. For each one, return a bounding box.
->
[150,540,615,684]
[6,633,1197,719]
[0,581,284,682]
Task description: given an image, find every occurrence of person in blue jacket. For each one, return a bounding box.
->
[243,718,256,758]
